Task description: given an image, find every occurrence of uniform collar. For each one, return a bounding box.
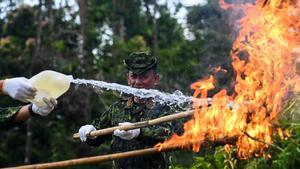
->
[125,97,154,109]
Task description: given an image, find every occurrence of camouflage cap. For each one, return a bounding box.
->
[124,52,157,74]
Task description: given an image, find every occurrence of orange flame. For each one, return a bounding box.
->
[156,0,300,159]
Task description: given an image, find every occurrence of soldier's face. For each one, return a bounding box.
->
[126,70,160,89]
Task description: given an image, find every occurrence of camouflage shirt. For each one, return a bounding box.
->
[0,106,22,128]
[86,97,183,169]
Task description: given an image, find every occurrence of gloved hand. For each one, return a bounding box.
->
[3,77,37,102]
[113,122,140,140]
[79,125,96,142]
[31,97,57,116]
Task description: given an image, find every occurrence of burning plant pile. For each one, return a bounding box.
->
[156,0,300,159]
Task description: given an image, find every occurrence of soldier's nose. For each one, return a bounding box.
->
[133,81,143,88]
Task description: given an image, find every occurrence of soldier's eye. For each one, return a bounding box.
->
[131,75,137,78]
[139,76,145,80]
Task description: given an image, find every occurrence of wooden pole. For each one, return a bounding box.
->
[73,109,195,139]
[4,146,178,169]
[5,135,238,169]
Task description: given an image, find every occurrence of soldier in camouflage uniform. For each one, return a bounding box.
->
[79,52,183,169]
[0,77,57,129]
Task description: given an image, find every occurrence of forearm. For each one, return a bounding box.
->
[12,105,31,123]
[0,105,28,128]
[0,104,33,128]
[0,80,4,94]
[0,106,22,123]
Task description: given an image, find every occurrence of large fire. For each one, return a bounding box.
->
[156,0,300,159]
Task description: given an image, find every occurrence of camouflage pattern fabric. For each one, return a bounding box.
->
[124,52,157,75]
[0,106,22,128]
[86,97,184,169]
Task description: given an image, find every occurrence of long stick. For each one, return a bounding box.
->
[4,146,178,169]
[73,109,195,139]
[6,135,238,169]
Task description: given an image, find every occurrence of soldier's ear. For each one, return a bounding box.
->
[126,72,131,84]
[154,74,160,85]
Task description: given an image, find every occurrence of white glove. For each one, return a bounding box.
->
[79,125,96,142]
[113,122,140,140]
[3,77,37,102]
[31,97,57,116]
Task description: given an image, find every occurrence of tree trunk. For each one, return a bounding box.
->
[45,0,54,41]
[77,0,91,122]
[144,2,158,58]
[151,5,157,58]
[77,0,87,61]
[112,0,125,42]
[30,0,44,73]
[24,0,44,163]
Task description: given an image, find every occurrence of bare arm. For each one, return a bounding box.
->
[0,80,4,94]
[11,105,31,123]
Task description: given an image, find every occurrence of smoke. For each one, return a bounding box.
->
[221,0,256,38]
